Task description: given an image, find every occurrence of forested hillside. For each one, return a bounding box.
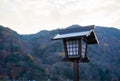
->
[0,25,120,81]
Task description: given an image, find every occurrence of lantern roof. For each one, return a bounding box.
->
[52,25,99,44]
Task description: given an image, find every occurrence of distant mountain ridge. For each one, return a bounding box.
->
[0,25,120,81]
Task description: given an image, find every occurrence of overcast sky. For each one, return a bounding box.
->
[0,0,120,34]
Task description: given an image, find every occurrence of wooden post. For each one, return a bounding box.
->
[73,60,79,81]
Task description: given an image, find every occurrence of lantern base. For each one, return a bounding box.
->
[63,57,79,62]
[80,57,89,63]
[62,57,89,63]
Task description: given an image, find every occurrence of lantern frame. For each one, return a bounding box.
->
[63,37,81,59]
[62,37,89,62]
